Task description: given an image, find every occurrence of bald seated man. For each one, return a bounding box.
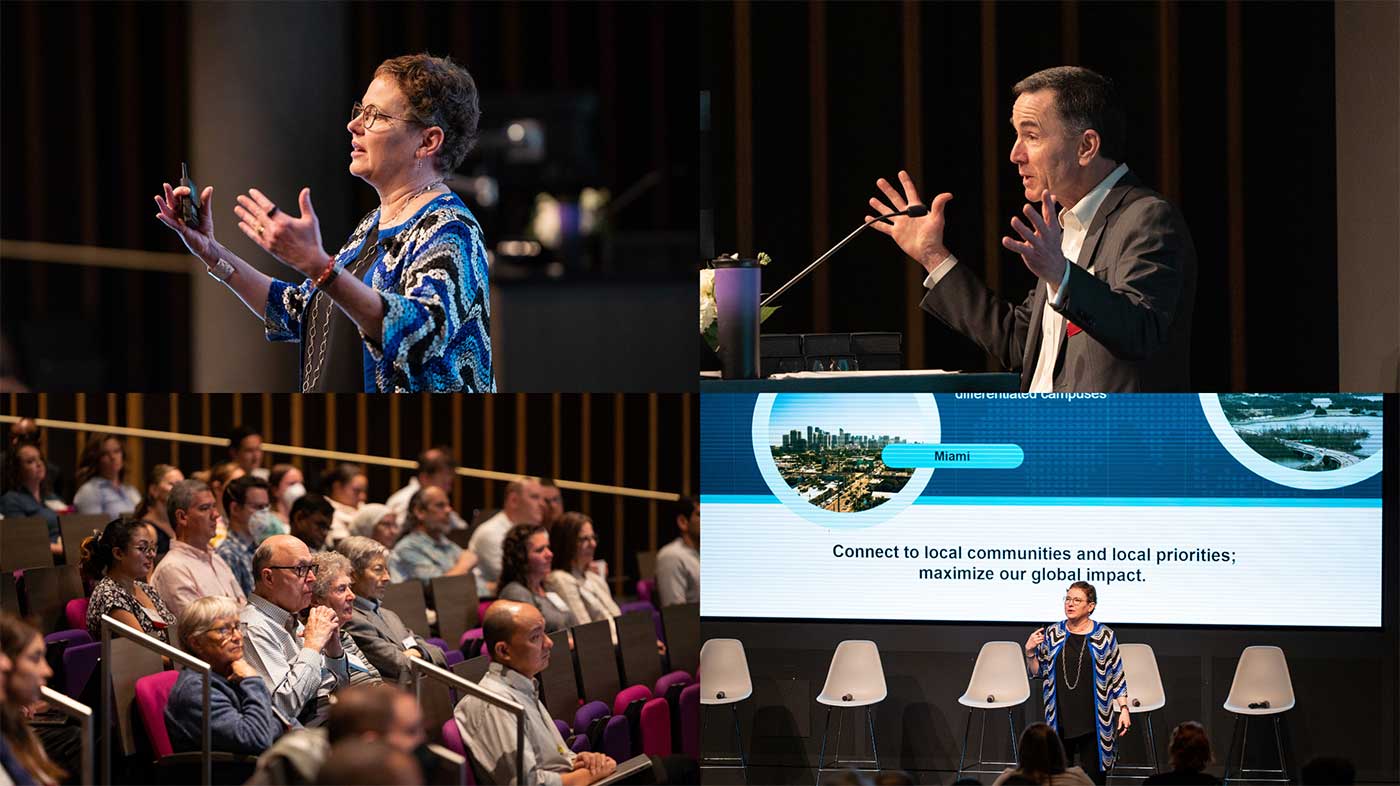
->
[239,534,349,728]
[455,601,618,786]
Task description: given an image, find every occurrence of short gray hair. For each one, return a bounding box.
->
[176,595,241,653]
[310,552,352,599]
[351,503,394,539]
[168,478,212,521]
[336,535,389,576]
[252,539,278,583]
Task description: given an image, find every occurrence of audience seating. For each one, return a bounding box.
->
[660,602,699,676]
[431,573,479,649]
[574,619,622,705]
[66,597,89,631]
[699,638,752,772]
[1115,642,1168,777]
[453,655,490,685]
[539,630,582,722]
[439,719,477,786]
[381,580,433,639]
[1223,645,1296,785]
[679,683,700,759]
[22,564,85,633]
[1,572,20,616]
[43,629,91,698]
[60,513,109,568]
[1,516,54,571]
[815,640,887,783]
[106,636,166,759]
[636,550,657,581]
[955,641,1030,780]
[635,578,657,608]
[617,611,664,690]
[62,641,101,700]
[459,627,485,657]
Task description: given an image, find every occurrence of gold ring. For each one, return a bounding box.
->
[256,224,264,236]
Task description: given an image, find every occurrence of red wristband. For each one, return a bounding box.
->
[312,255,339,290]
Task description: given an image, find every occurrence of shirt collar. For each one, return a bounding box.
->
[249,592,299,632]
[1059,162,1129,233]
[168,539,214,561]
[353,595,381,613]
[488,661,540,698]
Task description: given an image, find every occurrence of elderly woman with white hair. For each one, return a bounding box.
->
[165,596,279,755]
[308,551,383,687]
[337,536,446,682]
[350,502,400,550]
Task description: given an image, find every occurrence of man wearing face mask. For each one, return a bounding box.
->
[219,475,275,596]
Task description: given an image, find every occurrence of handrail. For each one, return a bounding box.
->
[39,685,94,785]
[409,656,524,783]
[100,614,213,786]
[427,742,467,786]
[0,414,681,502]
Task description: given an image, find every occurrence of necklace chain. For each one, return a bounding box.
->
[1061,628,1089,690]
[381,179,444,227]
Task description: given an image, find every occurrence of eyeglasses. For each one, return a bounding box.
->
[578,535,598,544]
[128,544,157,556]
[351,102,418,131]
[206,623,242,642]
[1064,596,1091,605]
[268,563,316,578]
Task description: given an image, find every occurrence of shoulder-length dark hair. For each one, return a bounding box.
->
[78,517,151,583]
[498,522,548,590]
[549,512,592,572]
[1016,722,1069,784]
[1,613,68,783]
[1168,721,1213,772]
[75,433,124,488]
[2,441,50,497]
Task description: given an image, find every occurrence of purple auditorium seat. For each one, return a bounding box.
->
[635,578,657,607]
[574,700,610,739]
[639,696,672,756]
[62,642,100,699]
[679,683,700,758]
[612,684,651,717]
[444,649,465,667]
[441,719,477,786]
[459,627,485,657]
[554,719,571,740]
[65,598,89,631]
[570,734,591,753]
[134,670,180,759]
[654,670,690,698]
[45,629,92,649]
[601,715,631,762]
[426,637,450,652]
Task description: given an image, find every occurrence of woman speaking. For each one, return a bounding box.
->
[154,53,493,392]
[1024,581,1130,786]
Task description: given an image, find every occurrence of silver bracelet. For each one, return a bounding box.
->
[207,258,235,282]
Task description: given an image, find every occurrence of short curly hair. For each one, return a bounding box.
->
[375,53,481,174]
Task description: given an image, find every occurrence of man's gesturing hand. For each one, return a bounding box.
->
[1002,189,1068,286]
[866,170,955,275]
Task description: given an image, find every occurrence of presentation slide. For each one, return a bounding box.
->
[700,393,1386,627]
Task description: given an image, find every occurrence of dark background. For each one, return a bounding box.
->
[701,1,1340,392]
[0,1,698,391]
[2,392,698,595]
[700,394,1398,784]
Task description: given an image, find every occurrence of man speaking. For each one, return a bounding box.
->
[868,66,1196,392]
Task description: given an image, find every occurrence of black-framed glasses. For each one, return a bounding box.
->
[351,101,418,131]
[268,563,316,578]
[206,623,242,642]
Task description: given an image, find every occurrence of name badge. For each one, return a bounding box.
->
[402,636,418,650]
[544,592,569,612]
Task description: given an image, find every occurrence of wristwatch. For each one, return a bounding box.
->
[207,258,235,283]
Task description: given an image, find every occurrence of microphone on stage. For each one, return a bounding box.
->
[842,693,853,702]
[716,691,726,700]
[759,203,930,309]
[986,695,996,703]
[1132,699,1141,708]
[1248,700,1270,710]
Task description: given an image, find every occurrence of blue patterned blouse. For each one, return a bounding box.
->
[1031,620,1129,771]
[263,192,494,392]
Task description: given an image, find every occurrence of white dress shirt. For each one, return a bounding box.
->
[454,662,575,786]
[923,163,1130,391]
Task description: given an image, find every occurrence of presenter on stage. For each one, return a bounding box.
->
[868,66,1195,392]
[1024,581,1130,786]
[154,53,493,393]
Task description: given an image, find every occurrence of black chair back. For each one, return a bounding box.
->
[661,602,699,676]
[430,573,479,650]
[381,580,433,638]
[617,611,662,690]
[573,619,620,704]
[1,516,54,571]
[538,629,580,723]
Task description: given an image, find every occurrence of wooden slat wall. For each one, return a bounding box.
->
[3,393,697,591]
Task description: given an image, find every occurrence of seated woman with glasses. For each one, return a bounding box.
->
[153,53,492,393]
[80,518,177,643]
[498,523,578,633]
[166,595,280,756]
[547,512,622,625]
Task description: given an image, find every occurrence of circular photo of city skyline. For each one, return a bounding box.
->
[1219,394,1383,471]
[767,393,932,512]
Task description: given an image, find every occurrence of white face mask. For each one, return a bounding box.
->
[249,509,278,540]
[282,482,307,510]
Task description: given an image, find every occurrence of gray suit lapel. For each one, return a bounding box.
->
[1076,171,1140,275]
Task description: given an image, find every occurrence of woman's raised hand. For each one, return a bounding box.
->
[235,187,328,278]
[154,182,219,266]
[1025,628,1045,656]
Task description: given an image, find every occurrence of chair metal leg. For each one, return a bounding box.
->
[833,706,844,768]
[732,704,748,770]
[1223,715,1240,786]
[815,707,832,786]
[957,709,972,778]
[976,709,987,774]
[1272,716,1287,782]
[1008,709,1018,761]
[1147,713,1158,773]
[866,706,879,772]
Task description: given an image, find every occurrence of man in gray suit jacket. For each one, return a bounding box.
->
[337,535,448,682]
[869,66,1196,392]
